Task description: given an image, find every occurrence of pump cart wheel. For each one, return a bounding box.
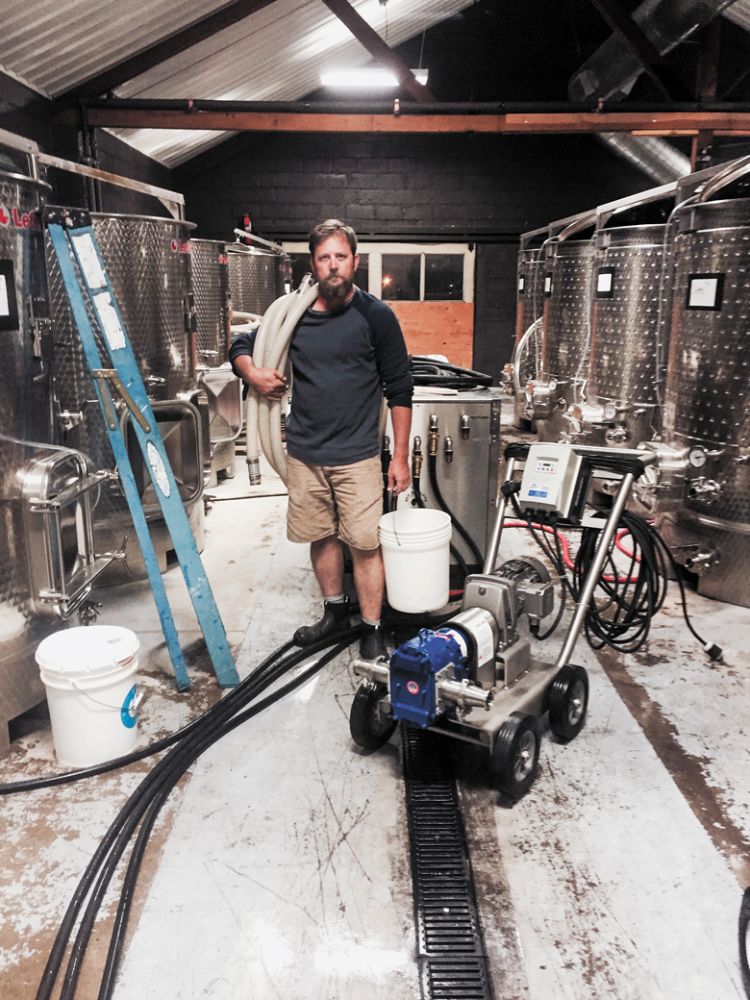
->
[740,887,750,999]
[350,682,397,751]
[492,712,540,800]
[548,664,589,743]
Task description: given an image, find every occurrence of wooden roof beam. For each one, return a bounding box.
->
[319,0,434,103]
[54,106,750,134]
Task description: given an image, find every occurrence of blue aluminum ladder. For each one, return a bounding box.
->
[46,207,239,690]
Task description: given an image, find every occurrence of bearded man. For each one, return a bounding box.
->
[230,219,413,660]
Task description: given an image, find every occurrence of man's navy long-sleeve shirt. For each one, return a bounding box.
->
[229,288,413,466]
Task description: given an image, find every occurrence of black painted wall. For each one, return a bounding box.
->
[176,130,649,375]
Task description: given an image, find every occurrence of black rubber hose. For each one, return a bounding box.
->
[37,629,358,1000]
[427,453,483,567]
[413,472,470,580]
[51,633,358,1000]
[39,639,294,1000]
[96,640,350,1000]
[409,356,493,389]
[0,640,296,796]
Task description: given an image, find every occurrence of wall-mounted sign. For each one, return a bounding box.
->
[544,273,553,297]
[686,273,724,311]
[0,260,19,331]
[596,267,615,298]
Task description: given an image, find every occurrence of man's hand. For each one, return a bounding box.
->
[249,367,288,399]
[387,455,410,495]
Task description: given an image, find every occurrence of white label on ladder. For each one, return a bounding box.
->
[147,441,171,498]
[71,233,108,289]
[92,290,126,351]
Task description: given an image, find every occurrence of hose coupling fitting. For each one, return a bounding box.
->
[438,678,493,711]
[411,435,423,478]
[428,414,439,457]
[352,658,390,685]
[246,457,262,485]
[444,435,454,463]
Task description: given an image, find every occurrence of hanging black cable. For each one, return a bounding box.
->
[413,469,470,581]
[507,493,721,660]
[427,453,484,567]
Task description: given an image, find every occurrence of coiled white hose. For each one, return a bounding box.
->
[245,280,319,485]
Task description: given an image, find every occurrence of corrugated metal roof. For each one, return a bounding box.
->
[723,0,750,31]
[0,0,220,97]
[0,0,474,166]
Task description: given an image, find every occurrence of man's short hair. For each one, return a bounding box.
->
[308,219,358,256]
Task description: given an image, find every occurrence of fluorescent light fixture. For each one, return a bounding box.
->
[321,67,428,89]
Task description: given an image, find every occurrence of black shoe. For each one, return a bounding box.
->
[359,624,388,661]
[293,599,350,646]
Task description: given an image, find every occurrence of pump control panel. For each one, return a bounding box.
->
[518,443,583,521]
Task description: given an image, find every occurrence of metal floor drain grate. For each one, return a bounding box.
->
[403,727,494,1000]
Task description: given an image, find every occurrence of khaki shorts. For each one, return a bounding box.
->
[286,455,383,551]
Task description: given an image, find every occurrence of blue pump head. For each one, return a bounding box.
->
[389,627,469,728]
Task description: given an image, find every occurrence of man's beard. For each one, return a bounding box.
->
[319,274,353,305]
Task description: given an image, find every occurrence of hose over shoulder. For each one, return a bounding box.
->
[245,283,319,483]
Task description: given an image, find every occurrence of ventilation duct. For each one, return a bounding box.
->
[568,0,740,103]
[597,132,691,184]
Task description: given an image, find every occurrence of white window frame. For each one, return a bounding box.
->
[283,241,475,303]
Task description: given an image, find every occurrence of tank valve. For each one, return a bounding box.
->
[685,547,719,573]
[460,414,471,439]
[428,414,439,457]
[605,425,630,445]
[444,435,454,464]
[687,478,722,504]
[56,409,84,431]
[411,435,423,479]
[524,378,560,421]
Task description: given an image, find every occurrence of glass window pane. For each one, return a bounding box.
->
[355,253,369,290]
[382,254,420,301]
[290,253,310,290]
[424,255,464,300]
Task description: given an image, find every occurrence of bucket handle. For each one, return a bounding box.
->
[387,490,404,547]
[71,680,144,716]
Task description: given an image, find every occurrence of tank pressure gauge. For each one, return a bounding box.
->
[603,403,618,422]
[688,447,707,469]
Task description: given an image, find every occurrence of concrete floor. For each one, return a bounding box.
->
[1,448,749,1000]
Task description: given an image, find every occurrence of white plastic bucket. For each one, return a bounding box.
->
[379,508,452,613]
[35,626,141,767]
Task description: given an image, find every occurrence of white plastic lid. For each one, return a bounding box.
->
[35,626,139,677]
